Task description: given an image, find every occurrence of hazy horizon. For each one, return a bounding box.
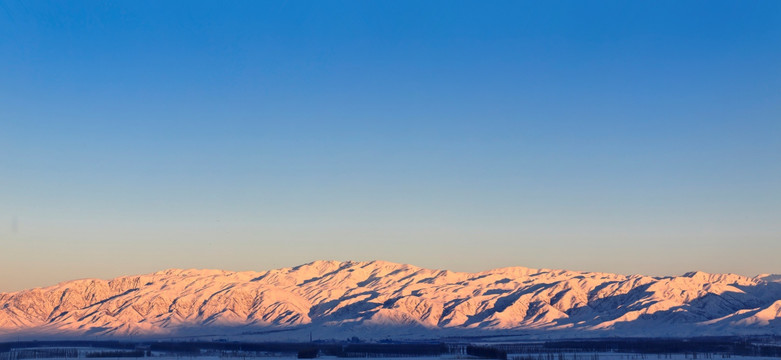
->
[2,1,780,292]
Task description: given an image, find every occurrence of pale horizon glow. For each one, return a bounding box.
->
[1,1,780,292]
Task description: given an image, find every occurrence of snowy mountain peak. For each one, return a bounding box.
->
[1,260,780,340]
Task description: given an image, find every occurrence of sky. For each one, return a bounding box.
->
[1,1,780,292]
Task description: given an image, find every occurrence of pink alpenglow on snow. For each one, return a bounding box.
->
[1,260,780,341]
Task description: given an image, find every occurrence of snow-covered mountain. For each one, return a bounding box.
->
[1,260,780,340]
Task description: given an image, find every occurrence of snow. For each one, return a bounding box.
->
[1,260,780,340]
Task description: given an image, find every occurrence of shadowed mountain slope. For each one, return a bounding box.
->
[1,261,780,340]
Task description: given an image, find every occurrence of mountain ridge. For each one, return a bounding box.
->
[1,260,780,341]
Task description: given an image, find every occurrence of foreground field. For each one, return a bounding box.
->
[2,338,781,360]
[2,355,781,360]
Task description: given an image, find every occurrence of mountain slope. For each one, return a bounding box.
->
[1,261,780,340]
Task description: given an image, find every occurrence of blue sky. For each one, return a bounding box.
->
[1,1,780,291]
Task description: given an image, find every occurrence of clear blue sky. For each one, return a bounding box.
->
[1,1,780,291]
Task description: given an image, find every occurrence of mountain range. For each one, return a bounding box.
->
[1,260,780,341]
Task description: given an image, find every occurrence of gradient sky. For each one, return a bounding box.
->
[1,1,780,292]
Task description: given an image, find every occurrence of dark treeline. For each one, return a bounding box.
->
[541,338,781,357]
[85,350,146,358]
[297,348,319,358]
[149,341,337,354]
[467,345,508,360]
[339,343,448,356]
[2,337,780,358]
[146,341,452,358]
[4,348,78,359]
